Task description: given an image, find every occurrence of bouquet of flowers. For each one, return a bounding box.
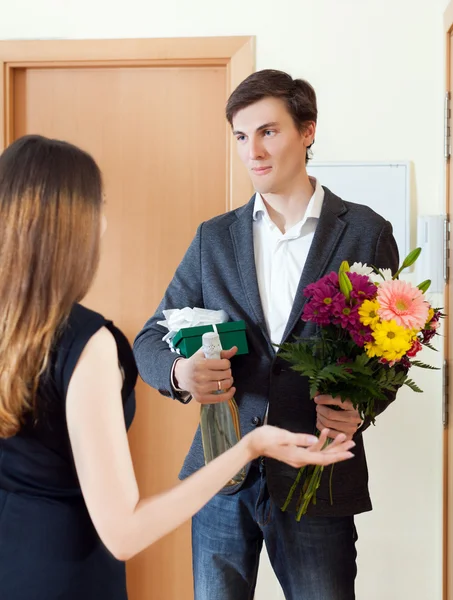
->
[278,248,443,521]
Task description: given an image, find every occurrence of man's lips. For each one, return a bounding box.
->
[251,166,272,175]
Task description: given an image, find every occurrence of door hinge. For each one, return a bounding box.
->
[443,360,449,428]
[445,91,451,160]
[444,217,450,284]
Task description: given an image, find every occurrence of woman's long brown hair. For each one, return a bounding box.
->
[0,135,103,437]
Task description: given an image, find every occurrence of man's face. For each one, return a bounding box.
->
[232,97,315,196]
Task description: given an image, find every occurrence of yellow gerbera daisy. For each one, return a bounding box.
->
[359,299,380,328]
[379,348,409,361]
[364,341,381,358]
[372,320,412,357]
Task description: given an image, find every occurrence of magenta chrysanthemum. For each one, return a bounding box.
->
[324,272,339,287]
[350,325,374,347]
[311,281,336,301]
[348,272,378,300]
[331,295,360,329]
[304,272,339,299]
[302,301,331,325]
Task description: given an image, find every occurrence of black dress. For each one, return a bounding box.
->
[0,304,137,600]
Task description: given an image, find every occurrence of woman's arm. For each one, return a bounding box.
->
[67,327,354,561]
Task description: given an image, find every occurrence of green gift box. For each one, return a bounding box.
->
[172,320,248,358]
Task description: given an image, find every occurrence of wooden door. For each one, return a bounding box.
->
[0,38,254,600]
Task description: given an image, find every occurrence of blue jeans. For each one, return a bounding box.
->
[192,461,357,600]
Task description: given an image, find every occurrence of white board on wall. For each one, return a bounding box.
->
[307,161,410,260]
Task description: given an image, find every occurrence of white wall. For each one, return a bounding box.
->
[1,0,448,598]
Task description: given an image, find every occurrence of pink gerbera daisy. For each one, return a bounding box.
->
[377,280,429,330]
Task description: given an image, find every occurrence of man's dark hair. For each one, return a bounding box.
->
[226,69,317,130]
[226,69,317,162]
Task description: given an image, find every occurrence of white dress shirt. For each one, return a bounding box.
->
[253,177,325,348]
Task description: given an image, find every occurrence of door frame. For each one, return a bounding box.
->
[0,36,254,210]
[445,5,453,600]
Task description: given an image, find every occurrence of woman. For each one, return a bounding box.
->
[0,135,355,600]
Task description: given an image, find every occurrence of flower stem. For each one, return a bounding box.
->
[281,465,307,512]
[296,464,324,521]
[294,436,333,521]
[329,463,335,505]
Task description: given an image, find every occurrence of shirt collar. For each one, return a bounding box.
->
[253,177,324,230]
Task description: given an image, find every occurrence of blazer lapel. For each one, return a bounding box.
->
[229,197,272,347]
[280,188,348,344]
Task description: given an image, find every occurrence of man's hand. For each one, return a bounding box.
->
[174,346,238,404]
[314,395,363,441]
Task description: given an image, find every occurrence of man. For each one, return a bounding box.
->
[133,69,399,600]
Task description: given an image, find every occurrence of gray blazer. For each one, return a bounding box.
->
[133,187,399,516]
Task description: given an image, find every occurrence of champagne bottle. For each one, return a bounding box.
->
[200,331,246,485]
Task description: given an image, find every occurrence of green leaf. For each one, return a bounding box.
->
[409,360,439,370]
[373,367,409,394]
[404,378,423,393]
[354,353,371,368]
[314,365,354,389]
[310,381,320,399]
[422,342,438,352]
